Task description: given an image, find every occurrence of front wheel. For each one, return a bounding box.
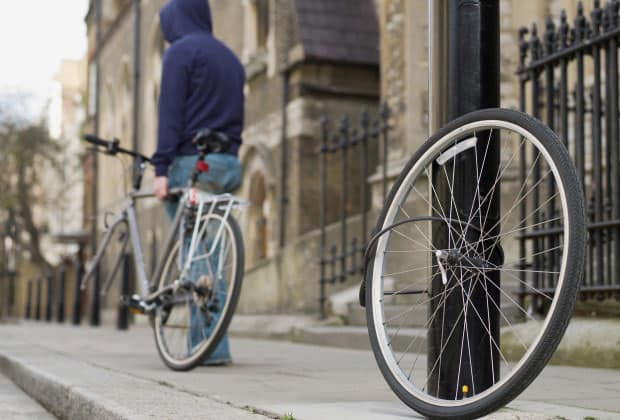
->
[153,211,244,371]
[365,108,586,419]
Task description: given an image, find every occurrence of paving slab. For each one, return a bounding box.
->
[0,322,618,420]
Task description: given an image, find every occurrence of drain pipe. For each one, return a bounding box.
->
[89,0,102,327]
[279,70,290,248]
[132,0,141,152]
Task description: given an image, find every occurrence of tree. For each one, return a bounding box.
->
[0,96,63,272]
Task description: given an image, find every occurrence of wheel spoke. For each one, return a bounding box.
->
[368,116,581,409]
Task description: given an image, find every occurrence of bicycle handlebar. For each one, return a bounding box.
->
[83,134,152,163]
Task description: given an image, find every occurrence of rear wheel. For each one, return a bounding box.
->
[365,108,585,419]
[153,211,244,371]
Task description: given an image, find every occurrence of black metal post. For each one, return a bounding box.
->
[360,110,370,257]
[57,266,66,323]
[518,26,529,309]
[428,0,500,399]
[530,23,543,312]
[381,105,390,201]
[544,17,557,291]
[72,259,83,325]
[574,3,587,188]
[279,71,290,249]
[607,1,620,289]
[117,253,131,330]
[319,118,328,319]
[45,272,53,322]
[35,277,42,321]
[90,0,103,327]
[592,2,605,293]
[559,11,570,149]
[25,279,32,319]
[339,117,349,283]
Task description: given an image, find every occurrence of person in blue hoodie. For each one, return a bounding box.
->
[153,0,245,366]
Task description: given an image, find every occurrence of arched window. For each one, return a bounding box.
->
[243,0,271,62]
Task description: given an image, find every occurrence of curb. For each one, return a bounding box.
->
[0,353,131,420]
[230,315,620,369]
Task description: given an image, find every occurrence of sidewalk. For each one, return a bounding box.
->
[0,322,618,419]
[0,374,55,419]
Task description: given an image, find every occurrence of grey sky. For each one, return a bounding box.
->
[0,0,88,118]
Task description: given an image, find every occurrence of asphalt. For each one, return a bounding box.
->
[0,321,618,420]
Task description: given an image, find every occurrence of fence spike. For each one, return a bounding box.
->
[612,0,620,27]
[361,108,370,130]
[544,16,556,56]
[559,10,570,50]
[603,3,611,32]
[530,23,541,60]
[574,1,588,42]
[592,0,603,36]
[320,116,328,154]
[518,26,529,68]
[339,115,350,148]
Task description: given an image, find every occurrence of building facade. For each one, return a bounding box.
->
[82,0,595,319]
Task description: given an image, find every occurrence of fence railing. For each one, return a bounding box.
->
[318,105,391,319]
[19,254,133,329]
[517,0,620,301]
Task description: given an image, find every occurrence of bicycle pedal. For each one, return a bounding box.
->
[121,294,147,315]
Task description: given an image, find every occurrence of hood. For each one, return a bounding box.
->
[160,0,213,43]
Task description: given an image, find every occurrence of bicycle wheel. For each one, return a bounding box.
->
[365,108,585,419]
[153,210,244,371]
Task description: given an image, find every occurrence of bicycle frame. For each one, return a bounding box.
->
[81,187,247,301]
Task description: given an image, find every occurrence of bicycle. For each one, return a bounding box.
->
[81,130,246,371]
[359,109,586,419]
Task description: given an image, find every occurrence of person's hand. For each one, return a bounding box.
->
[154,176,169,200]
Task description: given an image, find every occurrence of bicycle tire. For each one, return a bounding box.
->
[365,108,586,419]
[153,210,245,371]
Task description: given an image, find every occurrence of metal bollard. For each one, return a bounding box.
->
[57,267,66,323]
[117,253,131,330]
[35,277,42,321]
[25,279,33,319]
[72,261,82,325]
[45,273,53,322]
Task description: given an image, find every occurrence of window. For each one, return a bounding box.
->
[255,0,270,50]
[243,0,271,61]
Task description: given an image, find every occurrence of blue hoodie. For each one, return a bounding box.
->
[153,0,245,177]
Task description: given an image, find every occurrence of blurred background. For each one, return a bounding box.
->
[1,0,617,328]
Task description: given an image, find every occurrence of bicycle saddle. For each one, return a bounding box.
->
[192,129,231,154]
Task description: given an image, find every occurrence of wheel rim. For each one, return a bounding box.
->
[155,213,238,367]
[370,119,573,407]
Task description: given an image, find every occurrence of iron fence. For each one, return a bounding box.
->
[517,0,620,301]
[318,105,391,319]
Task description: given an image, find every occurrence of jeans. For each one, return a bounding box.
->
[165,153,241,365]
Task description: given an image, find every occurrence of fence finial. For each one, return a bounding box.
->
[530,23,541,60]
[544,17,556,56]
[592,0,603,35]
[574,1,588,42]
[518,26,529,68]
[603,3,611,32]
[559,10,570,49]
